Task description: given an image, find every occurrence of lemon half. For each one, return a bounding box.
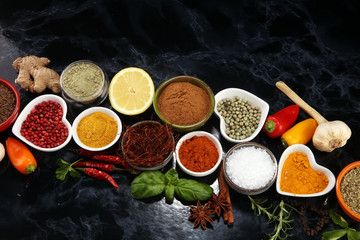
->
[109,67,154,115]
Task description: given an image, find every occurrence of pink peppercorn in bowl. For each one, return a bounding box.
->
[175,131,223,177]
[0,78,20,132]
[12,94,72,152]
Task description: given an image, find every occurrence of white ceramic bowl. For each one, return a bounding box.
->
[175,131,223,177]
[12,94,72,152]
[72,107,122,151]
[276,144,336,197]
[214,88,269,143]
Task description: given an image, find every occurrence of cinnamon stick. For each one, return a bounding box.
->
[218,160,234,226]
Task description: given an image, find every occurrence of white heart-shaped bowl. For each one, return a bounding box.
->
[276,144,336,197]
[175,131,223,177]
[12,94,72,152]
[72,107,122,151]
[214,88,269,143]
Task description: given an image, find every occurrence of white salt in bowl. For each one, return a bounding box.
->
[72,107,122,151]
[276,144,335,197]
[12,94,72,152]
[223,142,277,195]
[214,88,269,143]
[175,131,223,177]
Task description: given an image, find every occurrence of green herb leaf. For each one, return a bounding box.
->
[130,171,165,199]
[174,178,213,202]
[56,158,70,168]
[55,158,82,181]
[348,229,360,240]
[164,168,178,185]
[330,211,348,229]
[321,229,347,240]
[69,168,81,178]
[56,166,70,181]
[165,185,175,203]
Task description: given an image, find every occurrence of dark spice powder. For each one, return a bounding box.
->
[0,83,16,124]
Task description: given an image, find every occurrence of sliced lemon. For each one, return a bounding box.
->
[109,67,154,115]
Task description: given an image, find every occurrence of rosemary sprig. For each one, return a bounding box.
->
[248,196,297,240]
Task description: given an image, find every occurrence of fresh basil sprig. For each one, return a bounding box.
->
[321,211,360,240]
[130,168,213,203]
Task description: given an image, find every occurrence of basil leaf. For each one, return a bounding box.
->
[321,229,347,240]
[130,171,165,199]
[348,229,360,240]
[330,211,348,229]
[165,185,175,203]
[175,178,213,202]
[164,168,178,185]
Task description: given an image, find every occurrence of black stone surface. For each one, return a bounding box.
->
[0,1,359,239]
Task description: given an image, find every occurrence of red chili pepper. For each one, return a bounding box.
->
[73,161,114,172]
[81,167,119,189]
[91,155,131,169]
[262,105,299,138]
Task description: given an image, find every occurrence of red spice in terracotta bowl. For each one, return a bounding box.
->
[0,78,20,132]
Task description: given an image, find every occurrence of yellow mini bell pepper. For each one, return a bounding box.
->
[281,118,318,148]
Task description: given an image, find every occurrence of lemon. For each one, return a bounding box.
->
[109,67,154,115]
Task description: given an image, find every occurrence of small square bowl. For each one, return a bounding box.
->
[12,94,72,152]
[336,161,360,222]
[0,78,20,132]
[121,120,174,171]
[214,88,269,143]
[175,131,223,177]
[223,142,277,195]
[153,75,215,132]
[276,144,336,197]
[72,107,122,151]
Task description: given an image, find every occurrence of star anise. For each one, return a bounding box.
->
[188,200,215,229]
[208,192,230,217]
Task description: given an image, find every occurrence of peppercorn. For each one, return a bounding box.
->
[20,100,68,148]
[217,97,261,140]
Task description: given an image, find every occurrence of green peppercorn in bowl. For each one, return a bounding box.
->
[214,88,269,143]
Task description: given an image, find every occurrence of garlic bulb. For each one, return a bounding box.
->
[312,120,352,152]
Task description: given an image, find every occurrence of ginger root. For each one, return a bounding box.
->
[13,56,61,93]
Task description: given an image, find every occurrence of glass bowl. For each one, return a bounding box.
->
[60,60,108,108]
[336,161,360,222]
[175,131,223,177]
[276,144,335,197]
[12,94,72,152]
[153,75,215,132]
[72,107,122,151]
[223,142,277,195]
[0,78,20,132]
[214,88,269,143]
[121,120,174,171]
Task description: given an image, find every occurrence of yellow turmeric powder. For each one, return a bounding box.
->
[280,152,328,194]
[77,112,118,148]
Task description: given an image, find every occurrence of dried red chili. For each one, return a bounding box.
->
[121,121,174,168]
[78,167,119,189]
[91,155,131,168]
[73,160,139,174]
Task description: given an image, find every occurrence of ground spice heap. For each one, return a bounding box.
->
[340,166,360,215]
[77,112,117,148]
[226,146,276,189]
[0,84,16,124]
[280,152,328,194]
[157,82,211,126]
[179,136,219,172]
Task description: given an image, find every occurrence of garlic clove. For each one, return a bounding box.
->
[312,120,352,152]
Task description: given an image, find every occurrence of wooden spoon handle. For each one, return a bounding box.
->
[276,81,327,124]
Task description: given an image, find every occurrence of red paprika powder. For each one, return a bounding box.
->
[178,136,219,172]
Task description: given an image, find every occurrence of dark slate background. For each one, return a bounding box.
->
[0,0,359,239]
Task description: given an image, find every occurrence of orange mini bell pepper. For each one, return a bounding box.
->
[6,137,37,174]
[281,118,318,148]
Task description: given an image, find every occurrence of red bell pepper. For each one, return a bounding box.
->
[262,105,299,138]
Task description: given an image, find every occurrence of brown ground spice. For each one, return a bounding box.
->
[157,82,211,126]
[0,84,16,124]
